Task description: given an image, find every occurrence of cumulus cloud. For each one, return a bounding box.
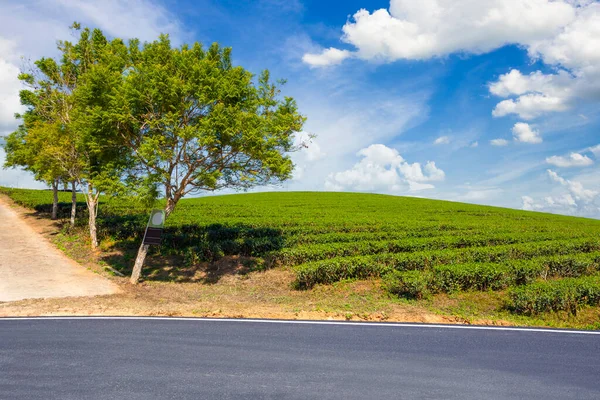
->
[489,3,600,119]
[303,1,599,120]
[546,152,594,167]
[521,195,543,211]
[490,138,509,146]
[325,144,444,193]
[492,93,569,119]
[489,69,574,98]
[302,48,352,67]
[303,0,574,66]
[470,141,479,148]
[522,169,599,216]
[433,135,450,145]
[512,122,542,143]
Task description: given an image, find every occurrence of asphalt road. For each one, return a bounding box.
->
[1,318,599,399]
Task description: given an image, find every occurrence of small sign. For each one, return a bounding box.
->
[142,209,165,245]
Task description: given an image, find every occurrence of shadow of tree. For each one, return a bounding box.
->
[18,199,286,284]
[31,201,89,220]
[97,218,283,283]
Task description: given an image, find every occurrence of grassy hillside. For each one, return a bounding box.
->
[2,188,600,321]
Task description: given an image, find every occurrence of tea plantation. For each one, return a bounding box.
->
[3,187,600,317]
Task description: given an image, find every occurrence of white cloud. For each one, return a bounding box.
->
[284,80,429,192]
[546,152,594,167]
[304,0,574,66]
[0,54,23,133]
[521,195,542,211]
[546,194,576,207]
[512,122,542,143]
[303,1,600,120]
[523,169,599,216]
[325,144,444,193]
[587,144,600,157]
[470,141,479,148]
[433,135,450,145]
[490,138,509,146]
[489,3,600,119]
[547,169,597,201]
[492,94,569,119]
[302,47,352,67]
[489,69,574,98]
[527,3,600,73]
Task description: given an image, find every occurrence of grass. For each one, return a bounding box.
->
[2,187,600,328]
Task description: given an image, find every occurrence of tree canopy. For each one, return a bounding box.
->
[106,36,305,215]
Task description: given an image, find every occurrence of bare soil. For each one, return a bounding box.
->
[0,196,118,302]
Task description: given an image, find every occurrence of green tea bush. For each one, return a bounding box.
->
[293,256,392,289]
[383,270,432,299]
[292,240,600,289]
[432,263,519,292]
[509,276,600,315]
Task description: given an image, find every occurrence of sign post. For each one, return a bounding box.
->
[130,209,166,284]
[142,209,166,245]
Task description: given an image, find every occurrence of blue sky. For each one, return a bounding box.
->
[1,0,599,217]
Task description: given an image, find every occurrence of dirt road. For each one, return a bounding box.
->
[0,198,118,302]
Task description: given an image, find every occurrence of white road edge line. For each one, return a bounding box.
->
[0,316,599,335]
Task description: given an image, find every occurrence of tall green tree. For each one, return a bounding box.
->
[107,36,306,283]
[63,26,131,248]
[4,37,80,222]
[5,24,130,247]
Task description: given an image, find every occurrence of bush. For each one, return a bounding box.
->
[291,243,600,289]
[383,270,432,299]
[431,263,514,293]
[542,254,600,278]
[187,241,225,263]
[509,276,600,315]
[293,257,392,289]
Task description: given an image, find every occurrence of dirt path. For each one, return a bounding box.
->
[0,198,119,302]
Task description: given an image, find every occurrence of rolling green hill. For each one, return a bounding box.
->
[2,188,600,318]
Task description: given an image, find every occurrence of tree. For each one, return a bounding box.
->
[4,123,62,220]
[5,24,130,247]
[4,56,77,222]
[63,26,131,248]
[107,36,306,283]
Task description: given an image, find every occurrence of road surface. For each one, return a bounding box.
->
[0,198,118,302]
[1,317,599,399]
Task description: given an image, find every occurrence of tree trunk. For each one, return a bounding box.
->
[130,194,179,284]
[130,243,149,284]
[51,180,59,220]
[70,181,77,227]
[87,194,98,249]
[165,197,177,217]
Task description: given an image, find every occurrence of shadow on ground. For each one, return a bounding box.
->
[13,199,285,284]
